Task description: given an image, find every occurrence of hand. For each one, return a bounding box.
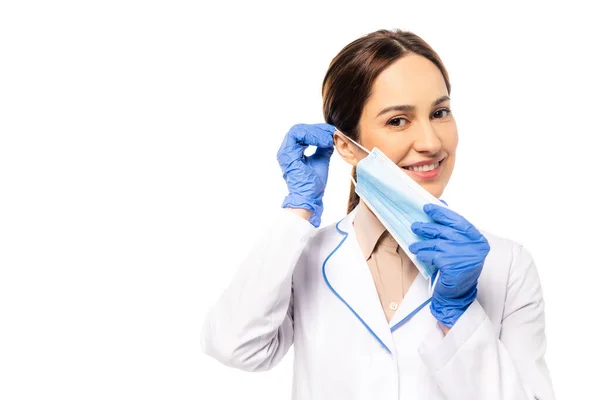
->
[408,204,490,328]
[277,123,335,227]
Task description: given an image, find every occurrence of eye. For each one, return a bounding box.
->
[432,108,452,119]
[387,116,408,127]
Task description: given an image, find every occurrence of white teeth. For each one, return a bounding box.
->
[406,161,440,172]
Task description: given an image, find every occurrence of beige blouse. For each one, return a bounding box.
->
[353,200,419,322]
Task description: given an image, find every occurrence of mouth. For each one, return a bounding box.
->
[401,157,445,179]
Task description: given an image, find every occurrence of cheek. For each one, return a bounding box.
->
[364,135,412,163]
[442,156,456,177]
[441,123,459,151]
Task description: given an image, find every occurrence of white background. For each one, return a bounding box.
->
[1,1,598,399]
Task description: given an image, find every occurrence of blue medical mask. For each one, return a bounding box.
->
[338,130,449,281]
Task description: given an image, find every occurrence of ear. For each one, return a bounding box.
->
[333,131,362,167]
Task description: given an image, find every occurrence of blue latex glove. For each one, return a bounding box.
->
[409,204,490,328]
[277,123,335,227]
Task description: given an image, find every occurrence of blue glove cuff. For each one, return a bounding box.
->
[430,286,478,328]
[282,194,323,228]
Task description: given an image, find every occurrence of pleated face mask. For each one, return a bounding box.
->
[337,130,450,280]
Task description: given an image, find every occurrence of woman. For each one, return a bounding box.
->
[201,29,555,400]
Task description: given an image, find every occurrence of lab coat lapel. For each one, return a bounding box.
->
[322,210,396,354]
[388,272,433,330]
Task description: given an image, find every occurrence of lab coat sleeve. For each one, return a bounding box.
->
[200,208,315,372]
[418,243,555,400]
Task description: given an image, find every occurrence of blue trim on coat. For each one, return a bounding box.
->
[322,216,437,353]
[321,219,392,354]
[390,298,432,332]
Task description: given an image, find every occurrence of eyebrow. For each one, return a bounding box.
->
[376,95,451,117]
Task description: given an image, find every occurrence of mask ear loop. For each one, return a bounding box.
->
[429,268,441,295]
[334,127,372,198]
[334,127,370,154]
[334,127,370,189]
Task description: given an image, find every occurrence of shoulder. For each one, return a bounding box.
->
[478,228,538,287]
[480,229,517,257]
[480,229,534,266]
[303,215,349,255]
[293,213,357,273]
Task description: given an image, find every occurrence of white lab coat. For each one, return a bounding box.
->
[201,207,555,400]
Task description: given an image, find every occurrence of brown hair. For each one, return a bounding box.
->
[321,29,452,214]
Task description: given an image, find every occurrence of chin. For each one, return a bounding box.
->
[421,183,445,199]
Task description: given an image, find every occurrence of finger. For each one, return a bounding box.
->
[312,145,335,159]
[411,221,469,242]
[408,239,438,254]
[414,250,441,268]
[290,124,334,148]
[439,199,448,206]
[313,123,336,134]
[423,204,480,239]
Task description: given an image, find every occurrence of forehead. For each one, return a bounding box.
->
[367,54,448,111]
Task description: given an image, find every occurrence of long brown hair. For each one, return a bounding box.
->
[321,29,452,214]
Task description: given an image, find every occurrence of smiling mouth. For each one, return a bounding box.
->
[401,158,445,172]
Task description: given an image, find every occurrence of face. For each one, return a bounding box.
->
[334,54,458,198]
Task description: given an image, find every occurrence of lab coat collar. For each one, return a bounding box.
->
[323,208,435,354]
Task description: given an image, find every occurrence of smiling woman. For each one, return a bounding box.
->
[322,31,457,212]
[201,28,556,400]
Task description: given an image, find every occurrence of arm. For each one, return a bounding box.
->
[201,122,334,371]
[418,244,555,400]
[200,208,315,372]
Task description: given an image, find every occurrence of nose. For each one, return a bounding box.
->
[412,120,442,154]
